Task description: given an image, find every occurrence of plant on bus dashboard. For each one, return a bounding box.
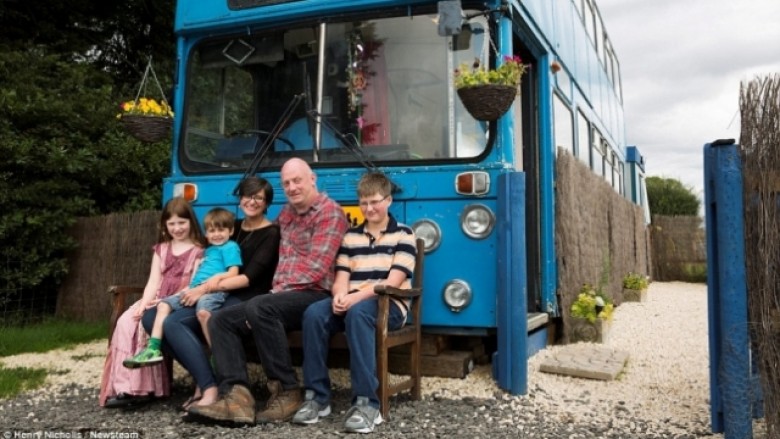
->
[118,97,174,143]
[454,55,526,121]
[622,272,649,302]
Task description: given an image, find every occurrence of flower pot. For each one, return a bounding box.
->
[456,84,517,121]
[569,317,610,344]
[623,287,647,302]
[121,115,173,143]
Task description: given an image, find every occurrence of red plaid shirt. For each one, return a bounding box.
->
[272,193,349,292]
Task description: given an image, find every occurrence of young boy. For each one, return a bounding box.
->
[293,172,416,433]
[123,207,242,368]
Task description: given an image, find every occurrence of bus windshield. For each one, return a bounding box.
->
[180,13,491,173]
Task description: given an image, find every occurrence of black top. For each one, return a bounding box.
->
[231,219,280,301]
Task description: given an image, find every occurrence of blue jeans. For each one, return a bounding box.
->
[141,294,243,392]
[302,297,404,409]
[209,290,329,394]
[161,291,228,313]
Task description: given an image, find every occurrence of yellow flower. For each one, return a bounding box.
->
[118,97,174,118]
[454,55,527,89]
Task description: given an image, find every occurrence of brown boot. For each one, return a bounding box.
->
[188,384,255,424]
[255,380,302,423]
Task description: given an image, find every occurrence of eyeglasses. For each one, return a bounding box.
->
[358,195,388,209]
[242,194,265,204]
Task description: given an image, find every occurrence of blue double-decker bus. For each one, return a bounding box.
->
[164,0,647,393]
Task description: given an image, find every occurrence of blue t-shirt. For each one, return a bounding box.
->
[189,240,242,287]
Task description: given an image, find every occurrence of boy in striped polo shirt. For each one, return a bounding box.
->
[293,172,417,433]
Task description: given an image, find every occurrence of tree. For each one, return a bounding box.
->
[645,176,700,216]
[0,1,176,315]
[0,50,170,307]
[0,0,176,94]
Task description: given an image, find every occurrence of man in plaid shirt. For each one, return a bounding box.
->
[192,158,349,425]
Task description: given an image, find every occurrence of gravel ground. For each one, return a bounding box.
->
[0,282,763,437]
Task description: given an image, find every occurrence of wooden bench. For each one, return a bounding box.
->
[108,238,424,419]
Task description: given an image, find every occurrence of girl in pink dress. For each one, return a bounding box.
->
[99,197,205,407]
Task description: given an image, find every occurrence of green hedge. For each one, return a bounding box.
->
[0,50,169,307]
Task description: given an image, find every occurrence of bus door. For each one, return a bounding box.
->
[505,25,543,320]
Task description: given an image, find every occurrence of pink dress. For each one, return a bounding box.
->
[99,242,203,406]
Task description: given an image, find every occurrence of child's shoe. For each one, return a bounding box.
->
[123,347,163,368]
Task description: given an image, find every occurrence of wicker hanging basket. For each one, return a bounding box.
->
[457,84,517,121]
[120,114,173,143]
[120,58,173,143]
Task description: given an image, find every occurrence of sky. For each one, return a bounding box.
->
[596,0,780,201]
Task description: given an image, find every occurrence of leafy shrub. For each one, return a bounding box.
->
[623,272,649,290]
[0,50,169,305]
[571,284,614,323]
[682,263,707,283]
[646,176,699,216]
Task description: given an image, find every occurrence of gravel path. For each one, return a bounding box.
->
[0,282,753,437]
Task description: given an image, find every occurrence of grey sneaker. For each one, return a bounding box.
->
[292,390,331,425]
[343,396,382,433]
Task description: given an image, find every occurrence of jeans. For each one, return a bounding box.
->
[161,291,228,313]
[302,297,404,409]
[141,294,243,392]
[209,290,329,394]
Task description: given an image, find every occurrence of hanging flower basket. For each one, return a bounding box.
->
[457,84,517,121]
[118,58,174,143]
[454,54,526,122]
[120,114,173,143]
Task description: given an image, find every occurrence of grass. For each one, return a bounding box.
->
[0,364,48,398]
[0,318,108,357]
[0,318,107,399]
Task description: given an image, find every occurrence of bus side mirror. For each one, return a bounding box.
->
[453,23,472,51]
[437,0,464,36]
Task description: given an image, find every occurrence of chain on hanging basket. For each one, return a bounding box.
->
[119,58,174,143]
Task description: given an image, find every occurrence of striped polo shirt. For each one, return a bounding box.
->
[335,214,417,319]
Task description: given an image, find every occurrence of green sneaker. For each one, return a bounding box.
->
[123,347,163,369]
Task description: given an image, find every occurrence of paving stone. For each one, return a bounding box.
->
[538,344,629,380]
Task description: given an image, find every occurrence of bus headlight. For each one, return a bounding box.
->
[443,279,472,312]
[411,219,442,253]
[460,204,495,239]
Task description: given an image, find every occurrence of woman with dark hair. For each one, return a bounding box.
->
[141,177,280,410]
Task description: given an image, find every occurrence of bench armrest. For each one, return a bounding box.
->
[374,285,422,299]
[107,285,144,342]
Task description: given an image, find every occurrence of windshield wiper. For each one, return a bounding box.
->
[306,109,401,194]
[306,109,378,172]
[233,93,305,195]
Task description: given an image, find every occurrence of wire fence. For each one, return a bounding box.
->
[0,257,58,326]
[1,210,159,327]
[741,74,780,439]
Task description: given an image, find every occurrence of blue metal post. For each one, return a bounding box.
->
[703,139,752,438]
[537,53,559,317]
[494,171,528,395]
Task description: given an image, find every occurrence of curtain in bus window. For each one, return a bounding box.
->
[358,42,390,145]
